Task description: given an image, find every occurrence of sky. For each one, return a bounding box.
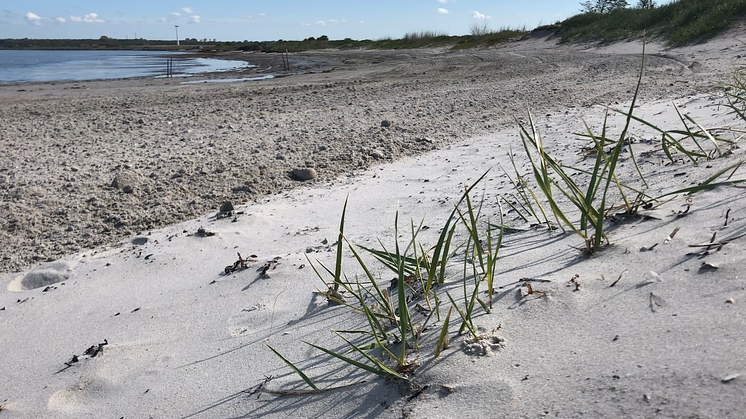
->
[1,1,667,42]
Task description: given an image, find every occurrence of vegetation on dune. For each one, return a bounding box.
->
[562,0,746,45]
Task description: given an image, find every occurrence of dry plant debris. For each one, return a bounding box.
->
[519,283,547,298]
[649,292,665,312]
[258,257,281,277]
[195,226,216,237]
[569,274,581,291]
[83,339,109,358]
[664,227,680,243]
[689,232,746,249]
[54,339,109,374]
[224,253,257,275]
[640,242,659,251]
[609,270,628,288]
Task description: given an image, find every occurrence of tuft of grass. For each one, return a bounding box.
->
[514,41,648,253]
[270,173,504,388]
[516,41,746,254]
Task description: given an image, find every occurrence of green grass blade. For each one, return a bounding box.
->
[462,187,485,271]
[656,160,746,198]
[266,343,318,390]
[446,291,477,337]
[306,340,396,378]
[500,194,530,223]
[684,113,722,157]
[426,170,491,290]
[434,306,452,358]
[333,196,349,291]
[674,106,709,157]
[344,238,396,320]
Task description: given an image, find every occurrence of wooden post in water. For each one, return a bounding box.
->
[166,58,173,78]
[282,50,290,71]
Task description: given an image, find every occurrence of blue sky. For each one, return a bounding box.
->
[2,1,669,41]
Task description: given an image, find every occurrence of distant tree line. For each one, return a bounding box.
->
[0,37,218,50]
[580,0,656,13]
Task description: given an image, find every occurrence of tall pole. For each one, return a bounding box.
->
[175,25,180,46]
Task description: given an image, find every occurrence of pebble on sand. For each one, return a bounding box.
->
[219,201,235,214]
[291,168,318,181]
[111,171,141,194]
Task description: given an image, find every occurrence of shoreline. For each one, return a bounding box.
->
[0,50,336,88]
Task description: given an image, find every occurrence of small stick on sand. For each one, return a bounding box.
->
[689,232,746,248]
[264,380,369,396]
[609,270,628,288]
[664,227,680,243]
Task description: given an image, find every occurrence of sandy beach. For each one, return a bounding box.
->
[1,33,735,274]
[1,31,745,418]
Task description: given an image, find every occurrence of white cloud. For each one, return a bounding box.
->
[438,0,448,3]
[71,13,105,23]
[472,11,491,19]
[84,13,104,23]
[182,7,193,14]
[189,15,200,24]
[170,12,180,19]
[437,8,449,14]
[315,20,326,26]
[25,12,42,25]
[55,17,66,23]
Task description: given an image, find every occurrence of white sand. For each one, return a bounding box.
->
[1,32,745,417]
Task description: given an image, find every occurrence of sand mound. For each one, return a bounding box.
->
[8,260,73,291]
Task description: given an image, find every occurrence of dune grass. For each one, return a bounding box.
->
[560,0,746,45]
[269,174,500,388]
[231,27,528,52]
[509,43,746,253]
[514,38,648,254]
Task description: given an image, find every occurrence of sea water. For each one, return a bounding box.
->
[0,50,250,83]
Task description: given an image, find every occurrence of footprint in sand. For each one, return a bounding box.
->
[226,303,270,337]
[7,260,75,291]
[47,375,115,415]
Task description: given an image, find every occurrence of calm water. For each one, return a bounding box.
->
[0,50,251,83]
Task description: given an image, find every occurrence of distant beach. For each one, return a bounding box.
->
[0,50,251,83]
